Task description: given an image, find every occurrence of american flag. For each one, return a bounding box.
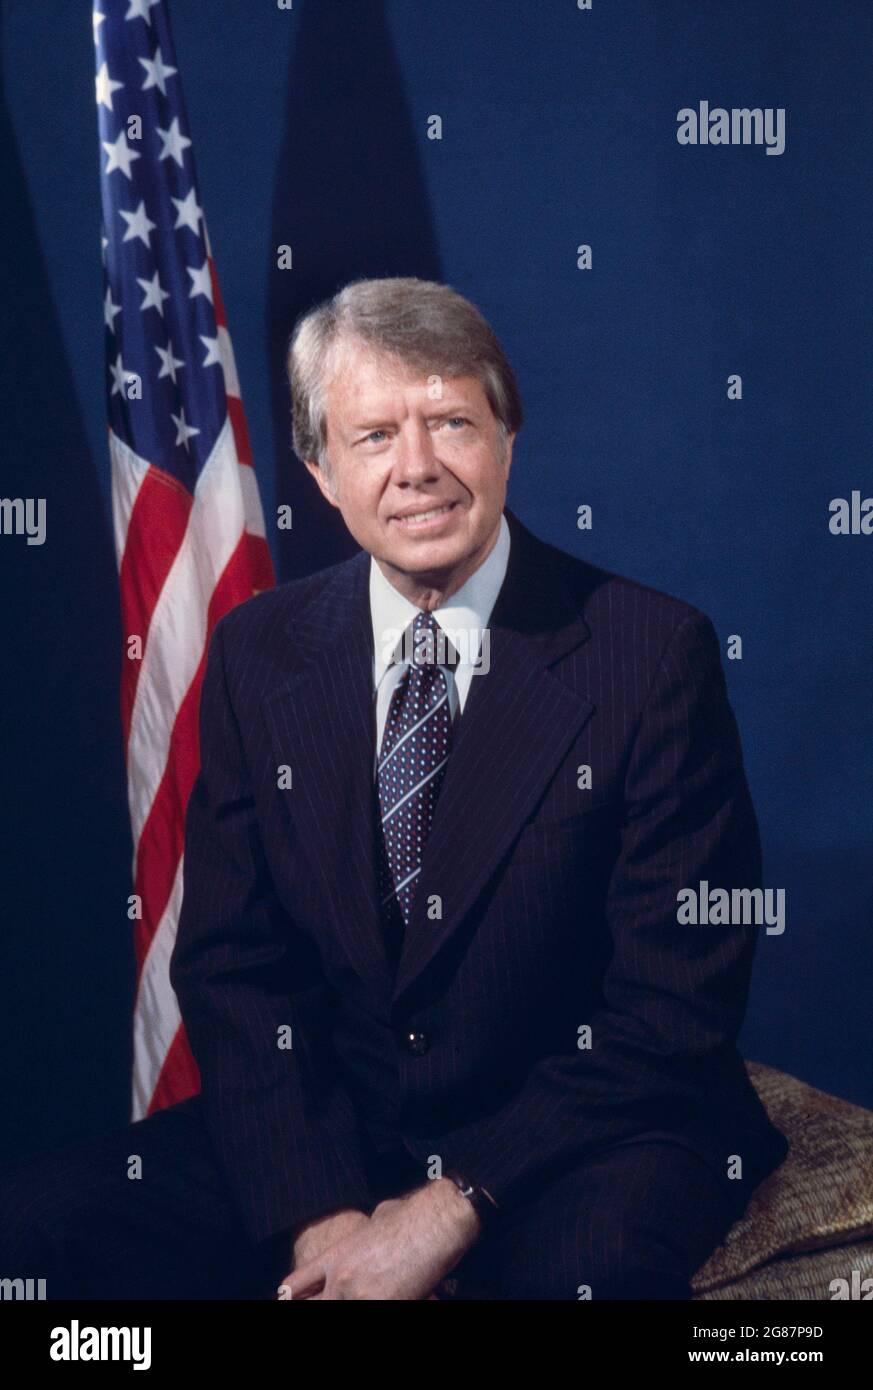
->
[94,0,274,1120]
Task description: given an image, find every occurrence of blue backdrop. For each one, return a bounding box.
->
[1,0,870,1159]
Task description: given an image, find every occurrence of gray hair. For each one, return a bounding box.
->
[287,277,523,478]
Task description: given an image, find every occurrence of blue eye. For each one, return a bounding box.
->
[446,417,469,428]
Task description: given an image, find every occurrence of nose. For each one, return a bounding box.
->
[391,421,442,485]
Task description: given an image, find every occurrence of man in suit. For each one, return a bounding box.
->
[0,276,787,1300]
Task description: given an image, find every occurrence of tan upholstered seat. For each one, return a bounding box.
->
[692,1062,873,1300]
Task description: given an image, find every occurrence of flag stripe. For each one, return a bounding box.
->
[147,1022,200,1118]
[115,459,193,743]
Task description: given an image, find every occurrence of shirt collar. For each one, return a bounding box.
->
[370,511,511,685]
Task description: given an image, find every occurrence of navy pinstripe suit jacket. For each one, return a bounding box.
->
[170,506,788,1245]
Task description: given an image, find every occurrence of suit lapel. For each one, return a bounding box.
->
[263,547,397,1005]
[263,507,595,1011]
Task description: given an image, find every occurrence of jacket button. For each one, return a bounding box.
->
[402,1030,430,1056]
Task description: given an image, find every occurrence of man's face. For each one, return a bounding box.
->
[304,339,514,601]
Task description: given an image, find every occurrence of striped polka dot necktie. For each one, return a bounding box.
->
[376,609,457,953]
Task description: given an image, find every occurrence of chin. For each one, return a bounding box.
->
[390,541,464,573]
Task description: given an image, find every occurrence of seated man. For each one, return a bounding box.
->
[0,276,788,1300]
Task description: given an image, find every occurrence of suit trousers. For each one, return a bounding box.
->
[0,1095,745,1301]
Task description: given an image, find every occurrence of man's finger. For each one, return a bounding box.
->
[277,1262,326,1300]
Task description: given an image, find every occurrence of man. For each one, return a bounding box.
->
[0,277,787,1300]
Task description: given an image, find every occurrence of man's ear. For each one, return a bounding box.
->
[303,457,340,508]
[503,431,516,475]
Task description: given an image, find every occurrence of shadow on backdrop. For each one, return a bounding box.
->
[741,840,873,1113]
[266,0,442,581]
[0,12,134,1160]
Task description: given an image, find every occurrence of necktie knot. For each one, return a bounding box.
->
[407,609,460,670]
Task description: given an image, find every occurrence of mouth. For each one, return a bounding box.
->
[389,500,459,532]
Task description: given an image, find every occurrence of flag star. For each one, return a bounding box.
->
[125,0,160,24]
[172,187,203,235]
[172,408,201,449]
[109,352,132,397]
[104,287,122,331]
[139,47,177,97]
[92,7,106,42]
[200,334,222,367]
[155,341,185,383]
[187,259,213,302]
[95,61,123,111]
[119,199,157,248]
[102,130,141,180]
[156,116,192,168]
[136,270,170,316]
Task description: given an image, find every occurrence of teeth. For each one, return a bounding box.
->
[397,504,452,524]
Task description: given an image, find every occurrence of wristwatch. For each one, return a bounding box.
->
[442,1168,499,1226]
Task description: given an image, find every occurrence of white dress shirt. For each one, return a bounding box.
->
[369,512,511,775]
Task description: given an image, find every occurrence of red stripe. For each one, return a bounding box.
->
[228,395,254,467]
[247,533,274,595]
[208,256,227,329]
[118,466,192,749]
[147,1023,201,1113]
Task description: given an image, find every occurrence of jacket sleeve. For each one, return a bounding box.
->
[169,616,376,1246]
[437,610,765,1212]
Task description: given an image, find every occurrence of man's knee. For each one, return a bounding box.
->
[0,1117,158,1283]
[579,1232,694,1300]
[577,1178,730,1299]
[468,1142,737,1300]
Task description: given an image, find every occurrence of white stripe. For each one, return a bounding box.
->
[131,856,185,1120]
[238,449,267,539]
[217,325,241,399]
[381,864,420,905]
[126,416,246,864]
[216,323,269,540]
[377,689,447,771]
[382,755,450,824]
[109,429,151,563]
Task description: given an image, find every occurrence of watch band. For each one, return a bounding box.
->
[443,1168,499,1225]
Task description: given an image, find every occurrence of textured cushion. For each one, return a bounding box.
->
[696,1241,873,1301]
[692,1061,873,1297]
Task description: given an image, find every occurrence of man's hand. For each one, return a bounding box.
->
[276,1178,482,1300]
[287,1207,371,1274]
